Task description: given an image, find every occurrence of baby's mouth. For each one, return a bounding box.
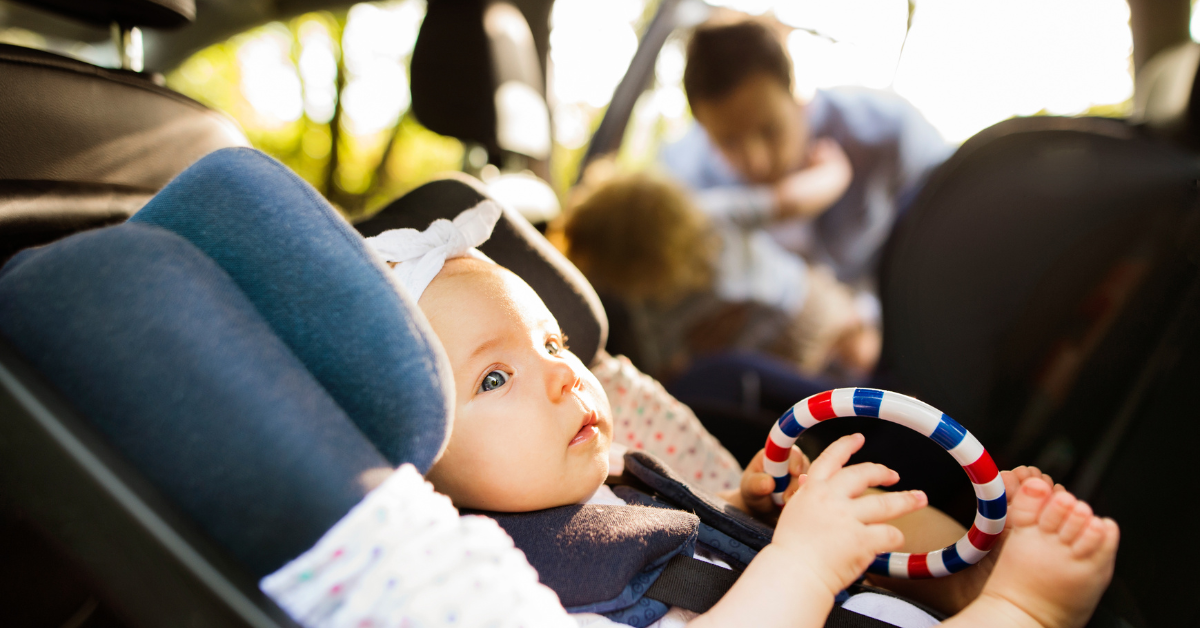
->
[570,410,599,447]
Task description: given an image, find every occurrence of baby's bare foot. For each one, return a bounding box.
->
[955,477,1113,628]
[945,477,1118,628]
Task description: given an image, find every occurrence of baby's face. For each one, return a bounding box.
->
[420,258,613,511]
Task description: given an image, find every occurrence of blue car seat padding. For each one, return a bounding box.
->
[0,223,391,577]
[354,174,609,367]
[130,148,453,472]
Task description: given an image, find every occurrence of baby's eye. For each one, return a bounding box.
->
[479,370,509,393]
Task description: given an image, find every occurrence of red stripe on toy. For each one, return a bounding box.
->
[808,390,837,421]
[963,450,999,484]
[765,438,790,463]
[907,553,932,579]
[967,525,1001,551]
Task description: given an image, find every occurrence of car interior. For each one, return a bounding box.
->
[2,0,1199,626]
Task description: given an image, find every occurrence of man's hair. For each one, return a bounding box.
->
[683,20,793,107]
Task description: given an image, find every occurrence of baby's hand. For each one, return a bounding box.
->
[719,446,809,521]
[773,434,928,598]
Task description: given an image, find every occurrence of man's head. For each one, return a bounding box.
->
[420,257,613,512]
[684,20,808,184]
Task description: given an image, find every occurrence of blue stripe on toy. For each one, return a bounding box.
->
[852,388,884,417]
[930,415,967,450]
[869,553,891,575]
[778,407,802,437]
[774,475,790,494]
[978,494,1007,520]
[941,544,970,574]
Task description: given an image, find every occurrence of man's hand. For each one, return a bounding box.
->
[720,445,810,521]
[773,137,853,220]
[772,434,929,598]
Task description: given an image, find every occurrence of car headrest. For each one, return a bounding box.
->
[8,0,195,29]
[0,43,248,264]
[410,0,550,160]
[1132,41,1200,147]
[0,223,390,578]
[130,148,454,472]
[354,174,609,367]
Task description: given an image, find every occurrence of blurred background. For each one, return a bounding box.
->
[0,0,1150,219]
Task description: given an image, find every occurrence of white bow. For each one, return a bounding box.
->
[365,200,503,300]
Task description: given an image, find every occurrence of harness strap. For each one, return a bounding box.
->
[644,556,903,628]
[642,555,738,613]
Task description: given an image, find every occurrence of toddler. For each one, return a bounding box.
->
[559,171,879,379]
[368,202,1119,628]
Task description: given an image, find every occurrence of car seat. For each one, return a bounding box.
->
[0,144,622,626]
[0,148,456,626]
[0,0,248,266]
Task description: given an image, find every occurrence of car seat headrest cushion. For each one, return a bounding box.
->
[130,148,453,472]
[0,223,391,577]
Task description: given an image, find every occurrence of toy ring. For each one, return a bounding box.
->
[765,388,1006,579]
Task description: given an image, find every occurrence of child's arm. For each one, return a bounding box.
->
[691,434,928,628]
[773,138,854,221]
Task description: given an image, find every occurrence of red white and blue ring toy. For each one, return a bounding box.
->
[765,388,1006,579]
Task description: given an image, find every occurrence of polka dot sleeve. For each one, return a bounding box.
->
[591,354,743,493]
[260,464,574,628]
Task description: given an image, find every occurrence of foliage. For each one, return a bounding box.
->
[166,3,463,219]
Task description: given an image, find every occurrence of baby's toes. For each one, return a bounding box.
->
[1071,517,1110,559]
[1038,490,1078,534]
[1009,477,1054,528]
[1057,501,1093,545]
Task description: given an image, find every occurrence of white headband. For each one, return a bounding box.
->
[365,200,503,300]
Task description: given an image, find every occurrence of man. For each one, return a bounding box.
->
[661,20,953,288]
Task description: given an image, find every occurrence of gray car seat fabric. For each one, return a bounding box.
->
[131,148,454,473]
[0,222,391,578]
[354,174,609,366]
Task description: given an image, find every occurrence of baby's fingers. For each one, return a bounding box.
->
[807,434,866,480]
[830,461,900,495]
[740,471,779,513]
[862,523,907,556]
[853,490,927,524]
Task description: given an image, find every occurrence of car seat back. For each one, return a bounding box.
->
[880,116,1200,625]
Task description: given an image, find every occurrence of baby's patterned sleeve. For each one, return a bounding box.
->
[591,354,743,493]
[261,465,574,628]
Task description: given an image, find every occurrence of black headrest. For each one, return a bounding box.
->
[409,0,549,160]
[0,43,246,263]
[354,175,609,366]
[8,0,194,29]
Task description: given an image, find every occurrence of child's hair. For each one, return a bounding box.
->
[561,171,717,304]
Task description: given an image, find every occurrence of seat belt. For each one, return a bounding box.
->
[644,556,903,628]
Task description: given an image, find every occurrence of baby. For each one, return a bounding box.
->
[370,202,1119,628]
